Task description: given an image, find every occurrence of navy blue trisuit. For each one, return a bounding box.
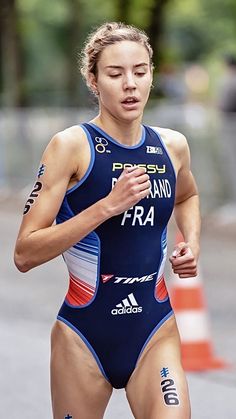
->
[56,122,176,389]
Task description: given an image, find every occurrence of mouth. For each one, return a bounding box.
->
[121,96,139,105]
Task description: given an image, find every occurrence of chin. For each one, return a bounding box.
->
[104,105,143,123]
[118,108,143,121]
[122,112,143,123]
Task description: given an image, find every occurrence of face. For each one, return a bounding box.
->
[90,41,153,122]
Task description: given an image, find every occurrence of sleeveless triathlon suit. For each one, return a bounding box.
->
[56,123,176,389]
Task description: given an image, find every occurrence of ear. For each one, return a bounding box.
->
[150,66,154,88]
[88,72,98,95]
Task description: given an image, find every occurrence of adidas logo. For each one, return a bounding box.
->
[111,293,142,316]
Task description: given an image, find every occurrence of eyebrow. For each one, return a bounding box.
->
[105,63,149,69]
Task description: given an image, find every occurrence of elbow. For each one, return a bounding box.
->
[175,191,199,206]
[14,249,32,273]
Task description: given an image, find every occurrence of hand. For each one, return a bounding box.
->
[104,166,151,216]
[169,242,198,278]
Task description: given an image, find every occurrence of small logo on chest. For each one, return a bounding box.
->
[95,137,111,154]
[146,145,163,154]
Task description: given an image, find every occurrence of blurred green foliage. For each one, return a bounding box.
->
[165,0,236,62]
[0,0,235,106]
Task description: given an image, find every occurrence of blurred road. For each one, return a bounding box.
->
[0,201,235,419]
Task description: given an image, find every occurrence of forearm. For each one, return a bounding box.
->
[174,193,201,259]
[14,199,111,272]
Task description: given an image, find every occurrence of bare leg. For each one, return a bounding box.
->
[51,320,113,419]
[126,316,190,419]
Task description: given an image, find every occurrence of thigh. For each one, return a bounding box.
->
[50,320,113,419]
[126,316,190,419]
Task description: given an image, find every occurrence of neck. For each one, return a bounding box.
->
[91,112,143,146]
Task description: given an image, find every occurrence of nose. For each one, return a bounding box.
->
[123,72,136,90]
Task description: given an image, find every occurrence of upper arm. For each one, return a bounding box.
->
[174,133,198,204]
[16,130,80,240]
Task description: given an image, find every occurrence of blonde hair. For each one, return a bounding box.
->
[79,22,153,89]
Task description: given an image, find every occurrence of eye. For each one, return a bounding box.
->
[135,72,146,77]
[109,74,121,78]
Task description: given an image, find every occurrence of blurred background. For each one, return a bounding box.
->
[0,1,236,418]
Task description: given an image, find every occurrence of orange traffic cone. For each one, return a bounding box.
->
[169,231,227,371]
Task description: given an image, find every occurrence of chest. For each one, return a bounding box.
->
[66,126,176,229]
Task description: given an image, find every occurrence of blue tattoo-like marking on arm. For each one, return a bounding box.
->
[160,367,169,378]
[23,181,43,215]
[37,163,46,178]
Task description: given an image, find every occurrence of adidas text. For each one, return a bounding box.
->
[111,306,142,315]
[111,293,142,316]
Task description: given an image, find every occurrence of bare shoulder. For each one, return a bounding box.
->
[42,125,89,181]
[47,124,87,156]
[151,126,190,174]
[151,126,188,155]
